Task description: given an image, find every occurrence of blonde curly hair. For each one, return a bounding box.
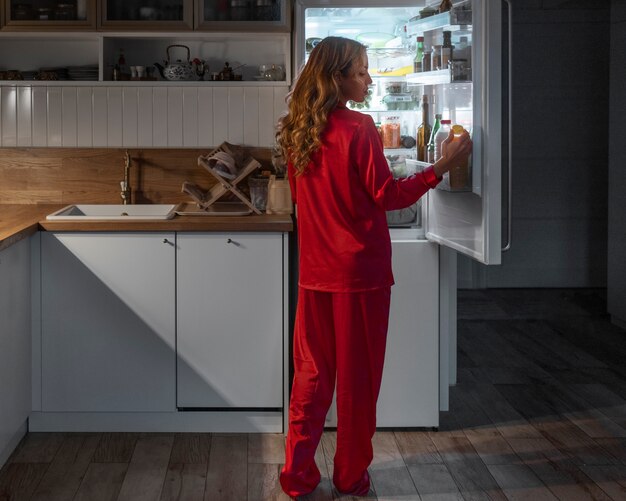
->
[276,36,366,176]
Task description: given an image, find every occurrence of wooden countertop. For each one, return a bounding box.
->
[0,204,293,252]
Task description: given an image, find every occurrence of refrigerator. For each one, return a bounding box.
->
[293,0,506,427]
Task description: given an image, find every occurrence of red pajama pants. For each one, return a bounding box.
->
[280,286,391,497]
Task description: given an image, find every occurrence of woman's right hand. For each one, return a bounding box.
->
[432,130,472,179]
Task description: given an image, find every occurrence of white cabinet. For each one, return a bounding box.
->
[0,238,31,466]
[40,232,176,412]
[176,232,284,409]
[325,238,439,428]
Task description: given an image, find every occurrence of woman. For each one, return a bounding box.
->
[276,36,472,498]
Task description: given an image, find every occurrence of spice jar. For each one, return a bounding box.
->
[381,116,401,149]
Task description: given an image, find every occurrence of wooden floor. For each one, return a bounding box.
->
[1,288,626,501]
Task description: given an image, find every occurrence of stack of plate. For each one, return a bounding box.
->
[21,70,38,80]
[40,67,69,80]
[67,65,99,81]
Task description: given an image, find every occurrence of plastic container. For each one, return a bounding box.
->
[433,119,452,162]
[248,176,269,212]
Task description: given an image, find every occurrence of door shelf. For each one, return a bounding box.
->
[405,9,473,37]
[406,69,472,86]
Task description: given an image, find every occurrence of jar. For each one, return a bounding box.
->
[450,59,469,81]
[381,116,401,149]
[254,0,276,21]
[229,0,250,21]
[55,3,76,20]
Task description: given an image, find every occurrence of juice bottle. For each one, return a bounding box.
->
[448,124,470,190]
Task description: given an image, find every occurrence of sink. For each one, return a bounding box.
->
[46,204,179,221]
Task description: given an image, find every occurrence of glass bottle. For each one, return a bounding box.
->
[416,95,431,161]
[413,36,424,73]
[427,113,442,163]
[117,49,128,80]
[441,31,454,70]
[438,0,453,13]
[434,119,452,162]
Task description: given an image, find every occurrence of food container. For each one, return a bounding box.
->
[381,116,401,149]
[382,94,417,111]
[450,59,469,81]
[385,81,407,94]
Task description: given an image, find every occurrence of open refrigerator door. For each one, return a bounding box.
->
[294,0,502,265]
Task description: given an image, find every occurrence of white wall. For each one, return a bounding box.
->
[608,0,626,326]
[0,84,288,148]
[459,0,611,288]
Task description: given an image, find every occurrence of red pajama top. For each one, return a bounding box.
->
[288,104,440,292]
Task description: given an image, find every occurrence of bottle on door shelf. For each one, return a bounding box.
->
[433,119,452,162]
[416,95,431,161]
[441,31,454,70]
[413,36,425,73]
[117,49,129,80]
[427,113,442,163]
[448,124,471,190]
[438,0,453,13]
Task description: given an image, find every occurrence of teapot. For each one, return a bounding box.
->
[154,44,195,81]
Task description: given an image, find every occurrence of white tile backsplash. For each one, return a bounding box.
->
[0,84,286,149]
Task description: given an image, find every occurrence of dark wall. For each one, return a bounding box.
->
[608,0,626,324]
[459,0,611,288]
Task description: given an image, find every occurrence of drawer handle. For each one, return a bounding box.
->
[227,238,241,246]
[163,238,174,246]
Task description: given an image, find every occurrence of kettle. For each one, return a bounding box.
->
[154,44,195,81]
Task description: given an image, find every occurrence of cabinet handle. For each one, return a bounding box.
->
[163,238,174,246]
[226,238,241,246]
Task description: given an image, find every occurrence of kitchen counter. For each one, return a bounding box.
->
[0,204,293,252]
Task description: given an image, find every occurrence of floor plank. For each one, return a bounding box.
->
[0,463,49,501]
[506,437,613,501]
[30,433,100,501]
[429,435,508,501]
[487,464,558,500]
[247,463,291,501]
[117,433,174,501]
[204,434,248,501]
[408,463,463,501]
[169,433,211,465]
[160,463,207,501]
[73,463,128,501]
[248,434,285,465]
[92,433,140,463]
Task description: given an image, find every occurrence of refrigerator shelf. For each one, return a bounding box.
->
[406,69,471,86]
[405,10,473,37]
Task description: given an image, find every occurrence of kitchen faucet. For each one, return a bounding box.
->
[121,150,131,204]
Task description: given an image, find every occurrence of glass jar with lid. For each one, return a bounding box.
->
[381,116,401,149]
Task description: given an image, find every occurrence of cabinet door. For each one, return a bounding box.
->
[177,232,284,409]
[41,232,176,412]
[99,0,193,30]
[0,238,31,463]
[196,0,290,31]
[4,0,96,29]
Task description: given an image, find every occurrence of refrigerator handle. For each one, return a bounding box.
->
[502,0,513,252]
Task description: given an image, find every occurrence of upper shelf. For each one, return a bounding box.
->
[405,7,473,37]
